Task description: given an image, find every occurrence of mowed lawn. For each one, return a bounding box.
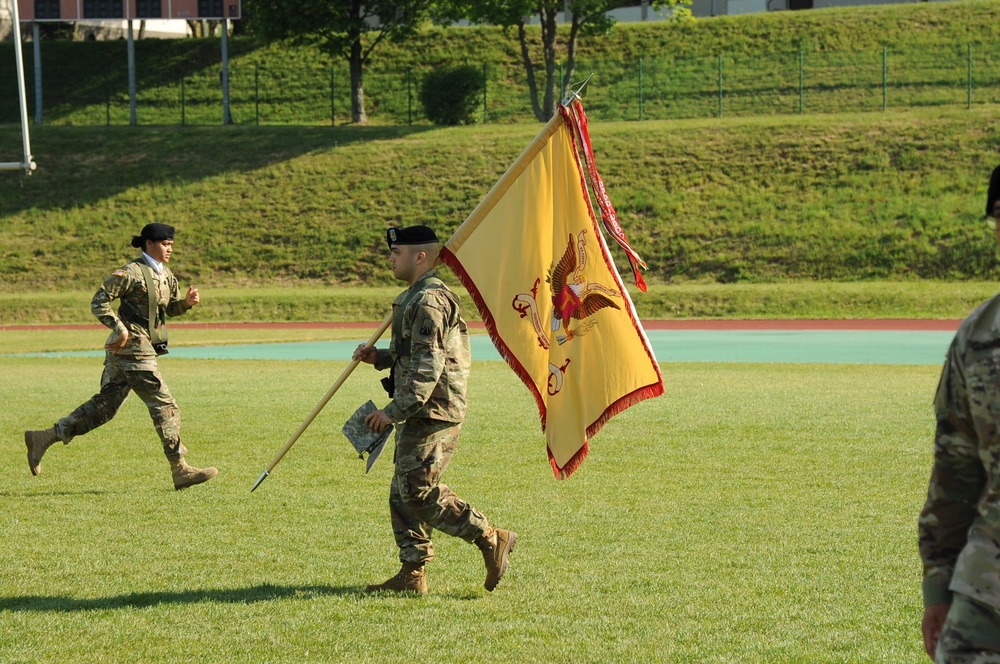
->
[0,354,936,663]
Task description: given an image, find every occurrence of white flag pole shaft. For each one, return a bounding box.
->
[2,0,36,173]
[250,312,393,492]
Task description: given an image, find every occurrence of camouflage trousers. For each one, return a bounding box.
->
[53,352,186,458]
[936,593,1000,663]
[389,417,489,564]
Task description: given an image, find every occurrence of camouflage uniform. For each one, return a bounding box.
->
[374,269,490,564]
[52,256,193,458]
[920,293,1000,661]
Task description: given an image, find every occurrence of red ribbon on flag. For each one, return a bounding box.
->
[560,99,648,292]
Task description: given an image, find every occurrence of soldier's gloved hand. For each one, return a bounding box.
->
[105,327,129,353]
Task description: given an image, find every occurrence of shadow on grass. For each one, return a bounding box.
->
[0,489,113,498]
[0,123,440,218]
[0,583,363,612]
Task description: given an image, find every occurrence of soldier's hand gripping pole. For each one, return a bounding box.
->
[250,312,393,492]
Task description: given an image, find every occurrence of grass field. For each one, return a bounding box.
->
[0,3,985,657]
[2,280,1000,329]
[0,350,936,663]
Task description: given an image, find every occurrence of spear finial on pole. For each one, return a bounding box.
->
[562,74,593,106]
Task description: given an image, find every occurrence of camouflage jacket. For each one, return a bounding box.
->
[919,292,1000,609]
[375,269,471,424]
[91,255,192,361]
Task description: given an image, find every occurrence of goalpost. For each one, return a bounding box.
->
[2,0,35,173]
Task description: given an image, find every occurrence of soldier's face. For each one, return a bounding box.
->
[145,239,173,263]
[390,245,420,283]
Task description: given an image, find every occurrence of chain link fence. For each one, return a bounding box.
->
[3,43,1000,125]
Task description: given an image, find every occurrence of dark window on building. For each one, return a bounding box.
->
[83,0,124,18]
[198,0,224,17]
[34,0,61,19]
[136,0,162,18]
[788,0,813,8]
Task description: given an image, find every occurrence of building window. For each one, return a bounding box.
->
[83,0,124,18]
[34,0,60,19]
[136,0,162,18]
[198,0,224,17]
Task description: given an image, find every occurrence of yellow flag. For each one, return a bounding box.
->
[441,99,664,479]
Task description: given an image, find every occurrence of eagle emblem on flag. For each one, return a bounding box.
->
[547,230,621,345]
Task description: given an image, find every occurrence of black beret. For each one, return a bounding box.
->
[988,165,1000,218]
[131,223,175,248]
[386,225,438,249]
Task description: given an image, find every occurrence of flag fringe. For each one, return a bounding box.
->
[549,381,663,479]
[549,442,588,480]
[587,382,665,442]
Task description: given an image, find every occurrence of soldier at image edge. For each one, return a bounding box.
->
[919,165,1000,661]
[352,224,517,596]
[23,223,218,491]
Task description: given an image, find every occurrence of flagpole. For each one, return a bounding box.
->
[446,77,593,254]
[250,312,393,492]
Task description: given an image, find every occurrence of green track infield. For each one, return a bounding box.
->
[13,329,956,365]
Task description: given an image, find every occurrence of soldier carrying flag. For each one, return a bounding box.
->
[353,224,518,596]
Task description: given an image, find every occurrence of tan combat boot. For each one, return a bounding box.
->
[475,527,518,592]
[169,456,218,490]
[365,562,428,596]
[24,427,60,476]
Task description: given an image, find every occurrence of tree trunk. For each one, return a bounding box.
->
[540,7,559,120]
[518,21,545,122]
[564,15,582,101]
[349,39,367,124]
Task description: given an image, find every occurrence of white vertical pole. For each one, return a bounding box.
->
[127,19,136,125]
[32,22,41,126]
[1,0,36,172]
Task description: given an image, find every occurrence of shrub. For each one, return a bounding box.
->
[420,65,484,125]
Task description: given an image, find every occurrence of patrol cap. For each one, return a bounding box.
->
[131,223,175,248]
[987,165,1000,218]
[386,225,438,249]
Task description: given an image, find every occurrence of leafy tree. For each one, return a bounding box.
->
[245,0,435,124]
[440,1,691,121]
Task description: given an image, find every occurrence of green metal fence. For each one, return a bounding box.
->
[4,43,1000,126]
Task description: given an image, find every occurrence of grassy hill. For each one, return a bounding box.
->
[2,107,999,290]
[1,1,1000,322]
